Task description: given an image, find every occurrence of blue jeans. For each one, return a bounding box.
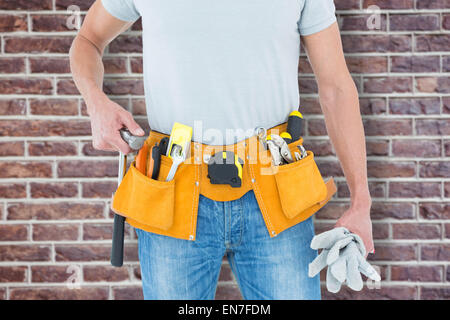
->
[136,190,320,300]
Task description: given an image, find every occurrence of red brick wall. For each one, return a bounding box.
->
[0,0,448,300]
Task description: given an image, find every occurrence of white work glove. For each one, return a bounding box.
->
[308,227,381,293]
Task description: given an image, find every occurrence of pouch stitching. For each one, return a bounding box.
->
[249,162,274,233]
[189,164,200,240]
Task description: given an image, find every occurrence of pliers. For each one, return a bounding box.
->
[266,134,293,166]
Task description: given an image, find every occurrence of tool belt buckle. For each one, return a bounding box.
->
[207,151,244,188]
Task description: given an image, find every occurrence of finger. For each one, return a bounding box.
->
[121,112,145,136]
[326,267,342,293]
[310,227,348,250]
[327,236,353,265]
[110,132,133,154]
[346,255,363,291]
[308,249,329,278]
[330,256,347,283]
[357,255,381,282]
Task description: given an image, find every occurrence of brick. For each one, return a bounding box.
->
[31,14,74,32]
[103,57,128,74]
[132,18,142,31]
[83,223,114,240]
[391,265,442,282]
[323,285,417,300]
[303,140,334,156]
[0,99,26,115]
[56,244,138,262]
[0,245,51,262]
[339,14,387,32]
[389,182,441,198]
[392,139,441,157]
[416,119,450,135]
[299,77,318,94]
[0,78,52,95]
[218,264,234,281]
[10,287,109,300]
[82,181,116,198]
[31,265,75,283]
[421,287,450,300]
[215,284,243,300]
[393,223,441,239]
[390,14,439,31]
[369,244,417,261]
[84,265,129,282]
[367,161,415,178]
[420,161,450,178]
[389,98,440,115]
[346,56,388,73]
[30,182,77,199]
[444,56,450,72]
[58,160,117,178]
[363,119,412,136]
[0,225,28,241]
[301,98,321,114]
[315,202,349,220]
[445,181,450,197]
[103,78,145,95]
[7,202,104,220]
[5,36,73,53]
[421,244,450,261]
[30,98,78,115]
[316,160,344,177]
[56,78,80,95]
[81,141,118,157]
[0,162,52,178]
[0,288,4,300]
[420,203,450,219]
[0,183,26,198]
[416,77,450,93]
[0,142,24,156]
[417,0,450,9]
[0,266,27,282]
[33,224,79,241]
[444,14,450,30]
[342,35,411,53]
[447,224,450,239]
[133,266,141,280]
[0,57,25,73]
[131,98,146,115]
[28,141,78,156]
[373,223,389,239]
[338,181,386,198]
[30,57,70,74]
[363,0,414,9]
[113,287,143,300]
[307,119,327,136]
[360,98,387,115]
[391,56,440,73]
[335,0,360,10]
[55,0,95,11]
[364,77,412,93]
[416,34,450,52]
[371,202,415,219]
[0,0,52,10]
[109,36,142,53]
[130,57,143,73]
[0,120,91,137]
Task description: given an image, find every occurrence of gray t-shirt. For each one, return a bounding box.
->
[102,0,336,144]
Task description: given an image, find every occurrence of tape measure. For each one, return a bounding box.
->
[207,151,244,188]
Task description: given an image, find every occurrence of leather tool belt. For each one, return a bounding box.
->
[111,122,336,240]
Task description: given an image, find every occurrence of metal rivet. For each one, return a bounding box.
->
[251,179,255,183]
[189,235,194,240]
[195,157,200,163]
[195,181,199,186]
[271,231,276,236]
[247,155,250,160]
[194,144,199,149]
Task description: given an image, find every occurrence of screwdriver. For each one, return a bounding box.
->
[285,110,304,143]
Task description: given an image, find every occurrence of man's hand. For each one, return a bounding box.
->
[302,23,375,257]
[335,196,374,256]
[89,95,145,154]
